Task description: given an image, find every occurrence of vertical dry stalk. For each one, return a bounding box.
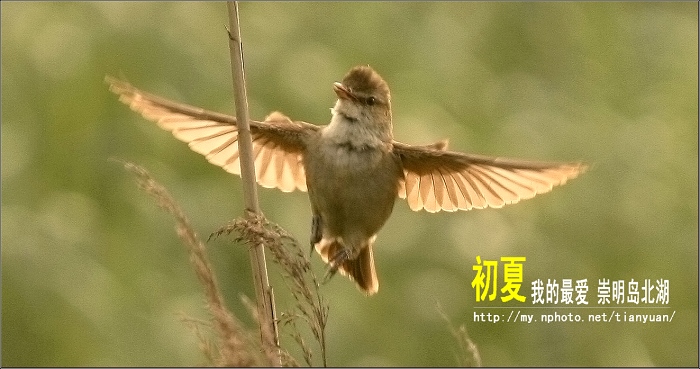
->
[225,1,281,364]
[213,215,329,366]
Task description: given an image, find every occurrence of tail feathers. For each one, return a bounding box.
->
[315,237,379,295]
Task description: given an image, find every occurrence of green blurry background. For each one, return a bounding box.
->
[2,2,697,367]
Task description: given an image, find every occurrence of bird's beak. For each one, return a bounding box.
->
[333,82,356,101]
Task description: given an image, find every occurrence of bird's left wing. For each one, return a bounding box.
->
[393,141,587,213]
[106,77,320,192]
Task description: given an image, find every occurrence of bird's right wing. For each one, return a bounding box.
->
[106,77,320,192]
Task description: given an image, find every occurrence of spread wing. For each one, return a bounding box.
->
[106,77,320,192]
[394,141,587,213]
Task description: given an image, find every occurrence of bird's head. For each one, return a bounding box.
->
[332,66,393,135]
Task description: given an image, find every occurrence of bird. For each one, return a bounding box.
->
[106,65,586,296]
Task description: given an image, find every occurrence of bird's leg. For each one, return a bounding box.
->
[322,248,350,284]
[309,214,322,255]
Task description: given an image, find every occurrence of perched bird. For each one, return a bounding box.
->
[107,66,586,296]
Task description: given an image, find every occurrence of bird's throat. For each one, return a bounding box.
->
[323,111,390,150]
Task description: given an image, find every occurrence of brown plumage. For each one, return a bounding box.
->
[106,65,586,295]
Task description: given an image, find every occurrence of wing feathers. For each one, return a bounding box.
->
[107,77,585,206]
[395,141,586,213]
[106,77,318,192]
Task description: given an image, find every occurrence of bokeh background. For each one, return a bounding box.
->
[2,2,697,367]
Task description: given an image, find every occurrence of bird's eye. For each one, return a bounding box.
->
[366,96,376,106]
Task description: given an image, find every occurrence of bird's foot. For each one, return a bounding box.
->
[322,248,350,284]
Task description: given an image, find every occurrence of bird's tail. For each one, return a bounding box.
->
[315,237,379,296]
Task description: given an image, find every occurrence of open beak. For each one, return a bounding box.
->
[333,82,356,101]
